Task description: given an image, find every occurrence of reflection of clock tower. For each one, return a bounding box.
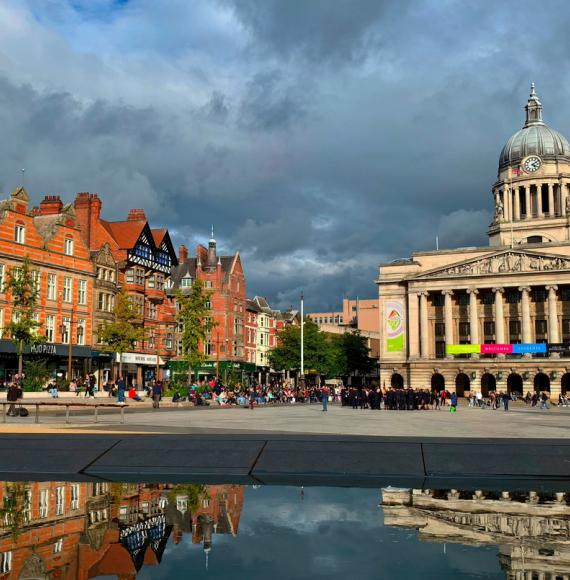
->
[489,83,570,246]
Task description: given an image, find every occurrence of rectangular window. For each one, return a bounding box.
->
[435,340,446,358]
[47,273,56,300]
[166,333,173,349]
[432,294,444,307]
[483,321,495,336]
[535,319,547,335]
[56,486,65,515]
[71,484,80,510]
[135,268,144,286]
[0,265,4,292]
[64,238,74,256]
[561,288,570,302]
[148,302,157,319]
[78,280,87,305]
[563,318,570,337]
[46,315,55,342]
[126,269,134,284]
[0,309,4,339]
[54,539,63,554]
[533,289,547,303]
[63,277,72,302]
[458,294,470,306]
[147,275,155,289]
[39,489,49,518]
[14,224,25,244]
[31,270,40,293]
[458,322,470,336]
[0,552,12,573]
[509,320,521,337]
[434,322,444,336]
[156,275,164,290]
[506,291,521,304]
[98,292,105,311]
[205,280,212,289]
[62,317,71,343]
[77,319,86,345]
[481,292,494,305]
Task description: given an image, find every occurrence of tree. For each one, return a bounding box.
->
[269,318,337,377]
[99,290,144,378]
[4,257,43,374]
[337,331,376,379]
[175,279,216,382]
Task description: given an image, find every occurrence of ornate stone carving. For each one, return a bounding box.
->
[494,199,504,222]
[94,242,117,268]
[20,554,47,580]
[424,251,570,278]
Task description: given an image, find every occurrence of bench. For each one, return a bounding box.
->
[1,401,129,424]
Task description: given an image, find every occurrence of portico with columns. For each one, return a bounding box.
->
[378,85,570,399]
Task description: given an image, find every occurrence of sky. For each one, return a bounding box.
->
[1,0,570,310]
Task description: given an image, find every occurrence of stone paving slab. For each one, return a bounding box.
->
[0,437,119,480]
[84,437,266,481]
[251,440,425,483]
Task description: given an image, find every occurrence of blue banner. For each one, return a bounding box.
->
[512,343,547,354]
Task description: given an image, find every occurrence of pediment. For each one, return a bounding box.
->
[94,242,117,267]
[412,249,570,279]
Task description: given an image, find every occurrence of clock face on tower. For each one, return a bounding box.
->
[522,155,542,173]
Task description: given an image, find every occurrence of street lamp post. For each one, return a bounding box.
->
[60,307,74,381]
[300,292,304,386]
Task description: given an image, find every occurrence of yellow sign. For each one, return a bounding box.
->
[445,344,480,355]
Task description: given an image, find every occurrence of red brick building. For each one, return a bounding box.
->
[168,232,251,379]
[0,188,95,380]
[74,193,178,386]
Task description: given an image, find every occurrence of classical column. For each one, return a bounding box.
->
[513,186,521,220]
[468,289,479,354]
[493,287,505,344]
[561,181,567,217]
[548,182,555,217]
[520,286,532,344]
[536,184,544,218]
[503,189,510,221]
[525,185,531,219]
[419,291,429,358]
[546,285,560,348]
[443,290,453,354]
[407,292,419,358]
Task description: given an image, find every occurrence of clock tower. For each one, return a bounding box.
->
[488,84,570,246]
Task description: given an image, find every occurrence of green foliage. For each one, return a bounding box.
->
[4,257,44,373]
[175,280,216,378]
[22,359,50,392]
[167,484,209,511]
[0,482,31,539]
[99,290,144,375]
[270,321,376,378]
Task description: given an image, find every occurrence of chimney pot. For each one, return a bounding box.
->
[179,245,188,262]
[127,208,146,221]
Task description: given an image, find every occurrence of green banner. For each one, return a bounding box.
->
[445,344,480,355]
[385,300,405,353]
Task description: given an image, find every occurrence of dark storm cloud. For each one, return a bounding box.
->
[2,0,570,310]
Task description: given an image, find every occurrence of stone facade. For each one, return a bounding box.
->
[378,85,570,398]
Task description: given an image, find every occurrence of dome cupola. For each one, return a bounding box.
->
[499,83,570,171]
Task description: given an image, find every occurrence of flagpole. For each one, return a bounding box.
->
[300,292,304,377]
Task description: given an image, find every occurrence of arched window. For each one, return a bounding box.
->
[527,235,543,244]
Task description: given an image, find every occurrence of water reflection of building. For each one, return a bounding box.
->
[382,487,570,579]
[0,481,244,579]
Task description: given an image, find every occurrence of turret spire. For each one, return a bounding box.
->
[524,82,544,127]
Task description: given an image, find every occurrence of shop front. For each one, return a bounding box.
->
[117,352,166,388]
[0,340,92,383]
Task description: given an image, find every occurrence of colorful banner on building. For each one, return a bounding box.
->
[446,343,548,355]
[445,344,480,355]
[480,344,513,354]
[385,300,405,352]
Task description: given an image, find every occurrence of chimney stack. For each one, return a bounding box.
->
[39,195,63,216]
[127,208,146,221]
[179,244,188,262]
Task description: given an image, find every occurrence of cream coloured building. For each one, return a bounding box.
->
[378,84,570,397]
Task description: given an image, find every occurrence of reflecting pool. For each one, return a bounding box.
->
[0,480,566,578]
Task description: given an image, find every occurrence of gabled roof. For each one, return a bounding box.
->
[101,219,147,250]
[246,298,262,313]
[169,253,239,290]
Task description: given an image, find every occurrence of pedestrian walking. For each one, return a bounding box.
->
[449,392,458,413]
[117,376,126,404]
[502,391,511,411]
[6,382,21,416]
[152,380,163,409]
[321,385,330,412]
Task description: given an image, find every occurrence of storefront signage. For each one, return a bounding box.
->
[447,343,548,355]
[385,300,405,353]
[548,343,570,354]
[117,353,165,365]
[30,343,57,355]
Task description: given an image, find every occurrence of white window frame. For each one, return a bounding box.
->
[39,489,49,519]
[46,315,55,342]
[14,224,25,244]
[47,273,57,300]
[77,319,86,345]
[56,485,65,516]
[64,237,74,256]
[63,277,72,302]
[78,280,87,305]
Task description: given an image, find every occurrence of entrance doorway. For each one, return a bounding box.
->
[431,373,445,392]
[507,373,523,396]
[534,372,550,392]
[455,373,470,397]
[481,373,496,397]
[391,373,404,389]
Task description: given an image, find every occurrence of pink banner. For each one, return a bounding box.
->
[481,344,513,354]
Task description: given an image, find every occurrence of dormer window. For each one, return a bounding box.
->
[14,223,25,244]
[64,236,74,256]
[181,275,192,288]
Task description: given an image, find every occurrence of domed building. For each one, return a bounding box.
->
[378,84,570,398]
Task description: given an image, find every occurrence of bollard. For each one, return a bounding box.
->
[35,404,39,424]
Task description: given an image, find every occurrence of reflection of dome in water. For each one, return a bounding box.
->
[499,83,570,170]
